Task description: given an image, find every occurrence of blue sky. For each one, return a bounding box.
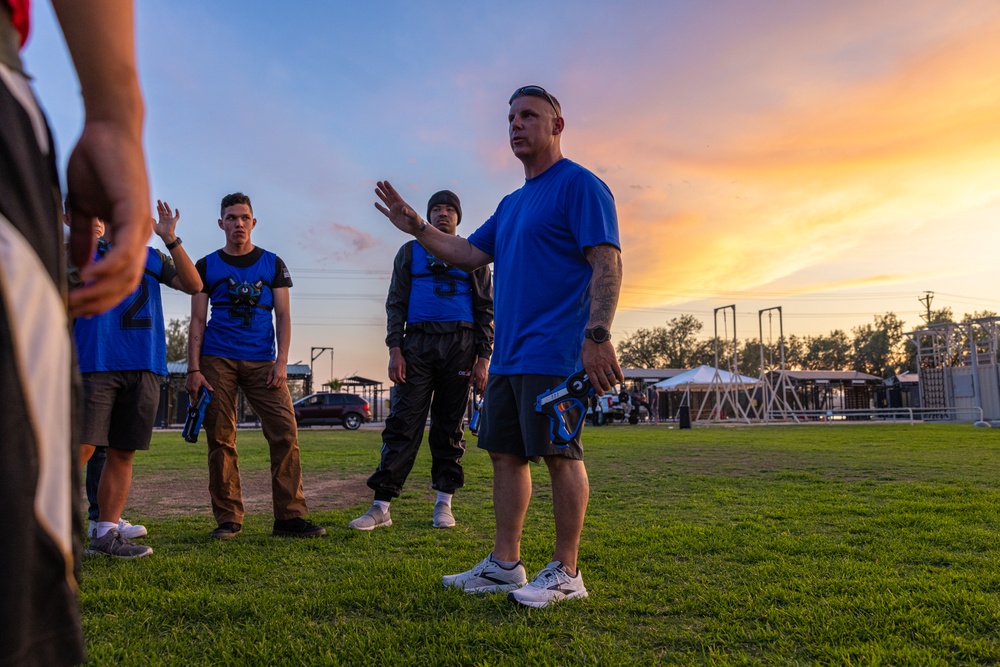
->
[23,0,1000,384]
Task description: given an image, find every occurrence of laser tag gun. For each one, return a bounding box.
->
[535,371,595,448]
[183,388,213,443]
[469,389,484,436]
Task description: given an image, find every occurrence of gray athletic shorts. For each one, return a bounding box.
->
[81,370,161,451]
[478,374,584,461]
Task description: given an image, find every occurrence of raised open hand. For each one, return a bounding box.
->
[155,199,180,240]
[375,180,422,234]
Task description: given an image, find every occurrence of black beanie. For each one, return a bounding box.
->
[427,190,462,225]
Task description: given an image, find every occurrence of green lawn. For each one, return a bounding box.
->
[82,424,1000,665]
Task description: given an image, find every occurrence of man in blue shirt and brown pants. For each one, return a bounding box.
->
[187,192,326,541]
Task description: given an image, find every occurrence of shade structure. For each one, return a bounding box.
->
[653,364,758,390]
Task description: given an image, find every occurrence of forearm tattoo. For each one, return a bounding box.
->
[588,245,622,327]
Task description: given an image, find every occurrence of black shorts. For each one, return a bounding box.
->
[81,370,161,451]
[478,374,584,461]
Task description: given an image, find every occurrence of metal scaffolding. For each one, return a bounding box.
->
[757,306,803,422]
[706,305,752,422]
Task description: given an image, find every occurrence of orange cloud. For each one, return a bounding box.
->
[576,9,1000,312]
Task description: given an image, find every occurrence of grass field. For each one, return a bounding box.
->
[81,423,1000,665]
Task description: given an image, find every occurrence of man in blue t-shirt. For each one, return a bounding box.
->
[350,190,493,531]
[187,192,326,540]
[375,85,623,608]
[73,200,202,559]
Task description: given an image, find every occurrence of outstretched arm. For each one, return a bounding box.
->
[55,0,151,317]
[374,180,492,272]
[156,200,202,295]
[582,243,623,395]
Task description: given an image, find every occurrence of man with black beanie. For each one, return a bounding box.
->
[350,190,493,530]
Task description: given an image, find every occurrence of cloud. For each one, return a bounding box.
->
[567,6,1000,312]
[300,222,381,262]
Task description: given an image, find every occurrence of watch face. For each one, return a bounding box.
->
[588,326,610,343]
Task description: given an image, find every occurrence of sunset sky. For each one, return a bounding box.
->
[23,0,1000,385]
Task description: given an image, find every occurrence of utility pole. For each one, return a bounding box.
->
[918,291,934,325]
[310,347,334,393]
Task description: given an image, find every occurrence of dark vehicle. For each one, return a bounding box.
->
[293,392,372,430]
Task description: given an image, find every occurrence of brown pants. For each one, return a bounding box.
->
[201,356,308,524]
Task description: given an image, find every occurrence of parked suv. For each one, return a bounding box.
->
[293,392,372,430]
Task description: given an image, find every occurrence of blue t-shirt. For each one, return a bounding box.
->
[408,242,474,324]
[74,246,176,375]
[197,248,292,361]
[468,158,619,375]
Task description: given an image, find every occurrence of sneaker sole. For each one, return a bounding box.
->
[84,547,153,560]
[432,519,455,528]
[463,582,525,594]
[508,588,589,608]
[348,519,392,531]
[442,579,526,594]
[211,531,241,540]
[272,528,328,538]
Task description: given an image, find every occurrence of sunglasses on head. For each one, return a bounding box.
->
[508,85,561,115]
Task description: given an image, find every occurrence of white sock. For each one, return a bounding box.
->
[96,521,117,538]
[373,500,390,512]
[490,553,520,569]
[436,491,453,507]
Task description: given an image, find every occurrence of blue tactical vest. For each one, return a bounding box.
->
[202,250,279,361]
[407,242,473,324]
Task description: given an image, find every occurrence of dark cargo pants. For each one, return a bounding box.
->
[368,329,475,499]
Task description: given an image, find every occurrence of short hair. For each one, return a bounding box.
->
[508,85,562,117]
[220,192,252,218]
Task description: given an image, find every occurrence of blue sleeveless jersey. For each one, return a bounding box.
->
[202,249,280,361]
[74,246,172,375]
[407,242,473,324]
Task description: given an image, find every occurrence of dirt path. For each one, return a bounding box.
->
[108,470,372,518]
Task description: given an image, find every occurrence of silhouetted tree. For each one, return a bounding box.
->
[852,313,906,377]
[802,330,852,370]
[165,317,189,363]
[618,314,705,368]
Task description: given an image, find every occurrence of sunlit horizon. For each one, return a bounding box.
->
[24,0,1000,383]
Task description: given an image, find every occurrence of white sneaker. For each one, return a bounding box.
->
[442,553,527,593]
[508,561,588,608]
[88,519,147,539]
[118,519,147,539]
[432,502,455,528]
[348,505,392,530]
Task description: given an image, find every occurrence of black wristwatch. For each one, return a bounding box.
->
[165,237,183,250]
[585,326,611,343]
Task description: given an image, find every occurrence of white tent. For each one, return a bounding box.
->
[653,364,758,390]
[653,364,760,423]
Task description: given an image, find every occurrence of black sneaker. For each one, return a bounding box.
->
[211,522,242,540]
[273,516,327,538]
